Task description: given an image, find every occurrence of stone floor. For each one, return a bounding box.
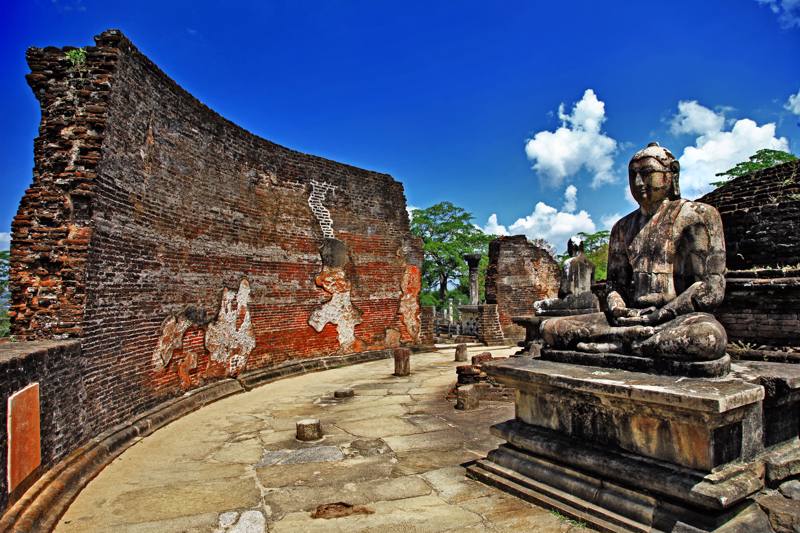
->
[55,345,588,532]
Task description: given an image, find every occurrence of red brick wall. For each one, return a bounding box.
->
[10,30,421,441]
[485,236,560,339]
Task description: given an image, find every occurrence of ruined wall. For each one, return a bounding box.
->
[698,161,800,348]
[485,236,560,339]
[699,160,800,270]
[6,29,422,498]
[717,270,800,347]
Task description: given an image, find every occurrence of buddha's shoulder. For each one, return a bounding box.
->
[611,210,639,234]
[675,199,723,222]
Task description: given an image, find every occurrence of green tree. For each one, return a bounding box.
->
[0,250,9,337]
[410,202,492,306]
[712,149,797,187]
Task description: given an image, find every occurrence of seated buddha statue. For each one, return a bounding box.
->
[540,142,728,362]
[533,238,599,316]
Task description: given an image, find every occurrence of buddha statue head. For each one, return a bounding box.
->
[628,142,680,214]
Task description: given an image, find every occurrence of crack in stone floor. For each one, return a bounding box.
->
[55,346,586,532]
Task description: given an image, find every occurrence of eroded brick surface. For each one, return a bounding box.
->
[700,160,800,270]
[399,265,421,342]
[5,30,423,512]
[700,162,800,347]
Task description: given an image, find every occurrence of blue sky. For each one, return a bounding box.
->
[2,0,799,251]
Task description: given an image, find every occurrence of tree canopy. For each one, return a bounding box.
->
[410,202,492,306]
[712,149,798,187]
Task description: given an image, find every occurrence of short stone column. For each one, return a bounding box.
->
[463,253,482,305]
[334,388,354,398]
[455,343,468,362]
[296,418,322,441]
[393,347,411,376]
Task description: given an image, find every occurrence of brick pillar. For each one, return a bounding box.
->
[419,306,436,345]
[477,304,504,346]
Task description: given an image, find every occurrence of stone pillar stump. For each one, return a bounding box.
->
[394,347,411,376]
[455,343,468,362]
[296,418,322,441]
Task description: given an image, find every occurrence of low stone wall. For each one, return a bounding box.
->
[0,341,83,512]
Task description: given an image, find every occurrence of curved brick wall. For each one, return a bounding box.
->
[699,160,800,270]
[5,30,421,509]
[699,162,800,347]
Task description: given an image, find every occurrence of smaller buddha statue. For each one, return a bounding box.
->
[533,237,600,317]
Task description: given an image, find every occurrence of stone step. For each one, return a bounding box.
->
[466,459,649,533]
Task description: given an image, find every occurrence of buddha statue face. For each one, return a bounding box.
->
[628,143,680,214]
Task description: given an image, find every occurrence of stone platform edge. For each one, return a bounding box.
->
[0,348,394,533]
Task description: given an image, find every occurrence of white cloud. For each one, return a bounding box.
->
[562,184,577,213]
[524,89,618,188]
[0,232,9,249]
[600,212,623,230]
[406,205,418,223]
[786,89,800,115]
[482,214,509,236]
[671,101,790,198]
[484,186,596,251]
[509,203,596,251]
[669,100,726,136]
[757,0,800,28]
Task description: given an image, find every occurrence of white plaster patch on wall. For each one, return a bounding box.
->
[153,314,192,368]
[309,291,361,348]
[308,267,362,351]
[308,180,336,238]
[205,278,257,374]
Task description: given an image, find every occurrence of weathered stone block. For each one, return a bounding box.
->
[455,385,479,411]
[486,358,764,471]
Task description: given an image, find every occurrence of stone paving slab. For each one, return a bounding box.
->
[56,345,584,532]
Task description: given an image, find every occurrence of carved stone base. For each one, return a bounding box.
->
[541,348,731,378]
[467,421,770,532]
[470,357,800,532]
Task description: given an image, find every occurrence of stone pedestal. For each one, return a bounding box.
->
[393,347,411,376]
[466,357,800,532]
[511,315,542,356]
